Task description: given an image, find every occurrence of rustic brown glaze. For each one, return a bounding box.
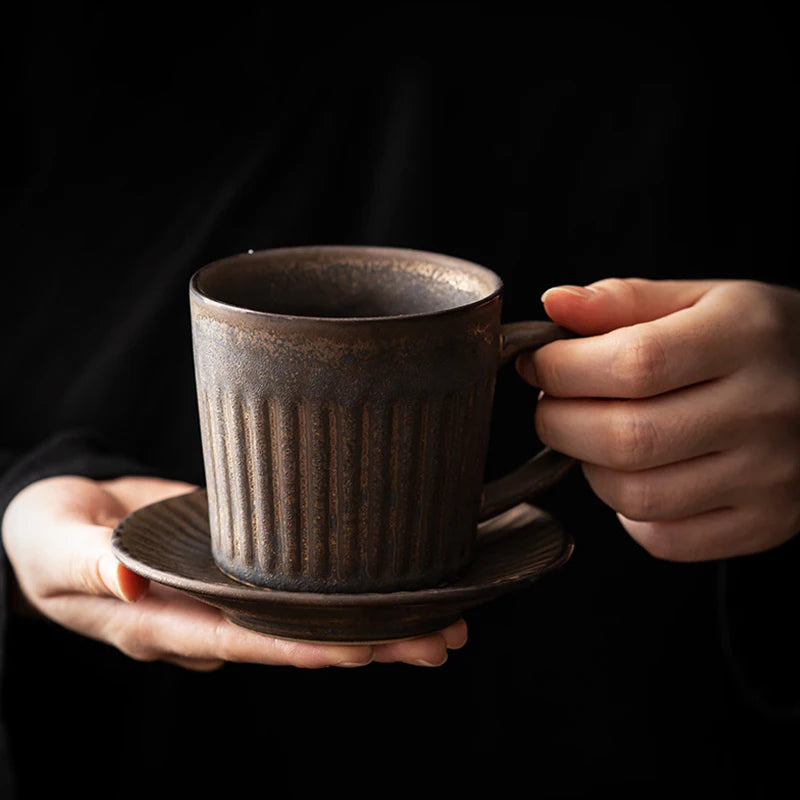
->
[189,245,572,593]
[111,489,573,643]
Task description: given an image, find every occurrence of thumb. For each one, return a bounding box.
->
[53,481,151,603]
[55,521,151,603]
[96,538,151,602]
[3,476,150,605]
[540,277,723,335]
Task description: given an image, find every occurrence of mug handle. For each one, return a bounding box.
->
[478,320,576,523]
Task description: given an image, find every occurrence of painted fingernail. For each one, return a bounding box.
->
[99,554,130,600]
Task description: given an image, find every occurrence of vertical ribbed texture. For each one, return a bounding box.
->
[199,383,487,592]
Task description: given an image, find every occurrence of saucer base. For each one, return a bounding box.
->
[112,489,573,643]
[220,609,462,645]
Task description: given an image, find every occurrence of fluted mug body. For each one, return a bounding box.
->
[190,246,503,593]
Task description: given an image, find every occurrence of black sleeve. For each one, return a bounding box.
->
[717,534,800,721]
[0,428,153,526]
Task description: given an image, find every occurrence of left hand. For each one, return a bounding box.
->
[516,278,800,561]
[2,475,467,670]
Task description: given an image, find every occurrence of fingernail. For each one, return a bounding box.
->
[116,565,150,603]
[98,554,125,598]
[336,648,374,668]
[413,655,448,667]
[541,285,595,302]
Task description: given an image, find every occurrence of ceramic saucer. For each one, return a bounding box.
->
[111,489,573,643]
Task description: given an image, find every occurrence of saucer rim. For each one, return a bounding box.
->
[111,489,573,609]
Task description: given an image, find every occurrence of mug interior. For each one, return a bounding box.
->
[192,246,502,319]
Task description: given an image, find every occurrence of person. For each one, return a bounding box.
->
[1,5,797,797]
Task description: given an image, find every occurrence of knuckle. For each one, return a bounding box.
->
[611,331,667,397]
[615,475,662,521]
[211,617,236,662]
[724,281,783,343]
[606,407,658,469]
[534,349,565,394]
[591,276,644,300]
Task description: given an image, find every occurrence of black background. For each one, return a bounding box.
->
[1,3,797,798]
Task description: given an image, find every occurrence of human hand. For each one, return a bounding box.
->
[1,475,466,669]
[517,278,800,561]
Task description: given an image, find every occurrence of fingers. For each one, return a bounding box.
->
[617,506,794,562]
[89,585,469,670]
[441,618,469,650]
[522,311,738,399]
[372,618,468,667]
[582,451,742,522]
[61,585,375,669]
[519,284,745,399]
[535,377,751,470]
[583,434,800,561]
[55,576,468,670]
[518,279,800,562]
[538,278,723,335]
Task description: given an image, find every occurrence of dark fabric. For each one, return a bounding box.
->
[1,4,797,797]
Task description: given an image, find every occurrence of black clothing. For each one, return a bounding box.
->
[1,5,797,798]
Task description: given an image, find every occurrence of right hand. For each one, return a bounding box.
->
[2,475,467,670]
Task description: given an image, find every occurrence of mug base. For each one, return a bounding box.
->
[213,560,470,595]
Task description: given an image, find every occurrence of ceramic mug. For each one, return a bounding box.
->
[189,245,573,593]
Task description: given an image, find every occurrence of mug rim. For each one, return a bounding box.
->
[189,244,504,324]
